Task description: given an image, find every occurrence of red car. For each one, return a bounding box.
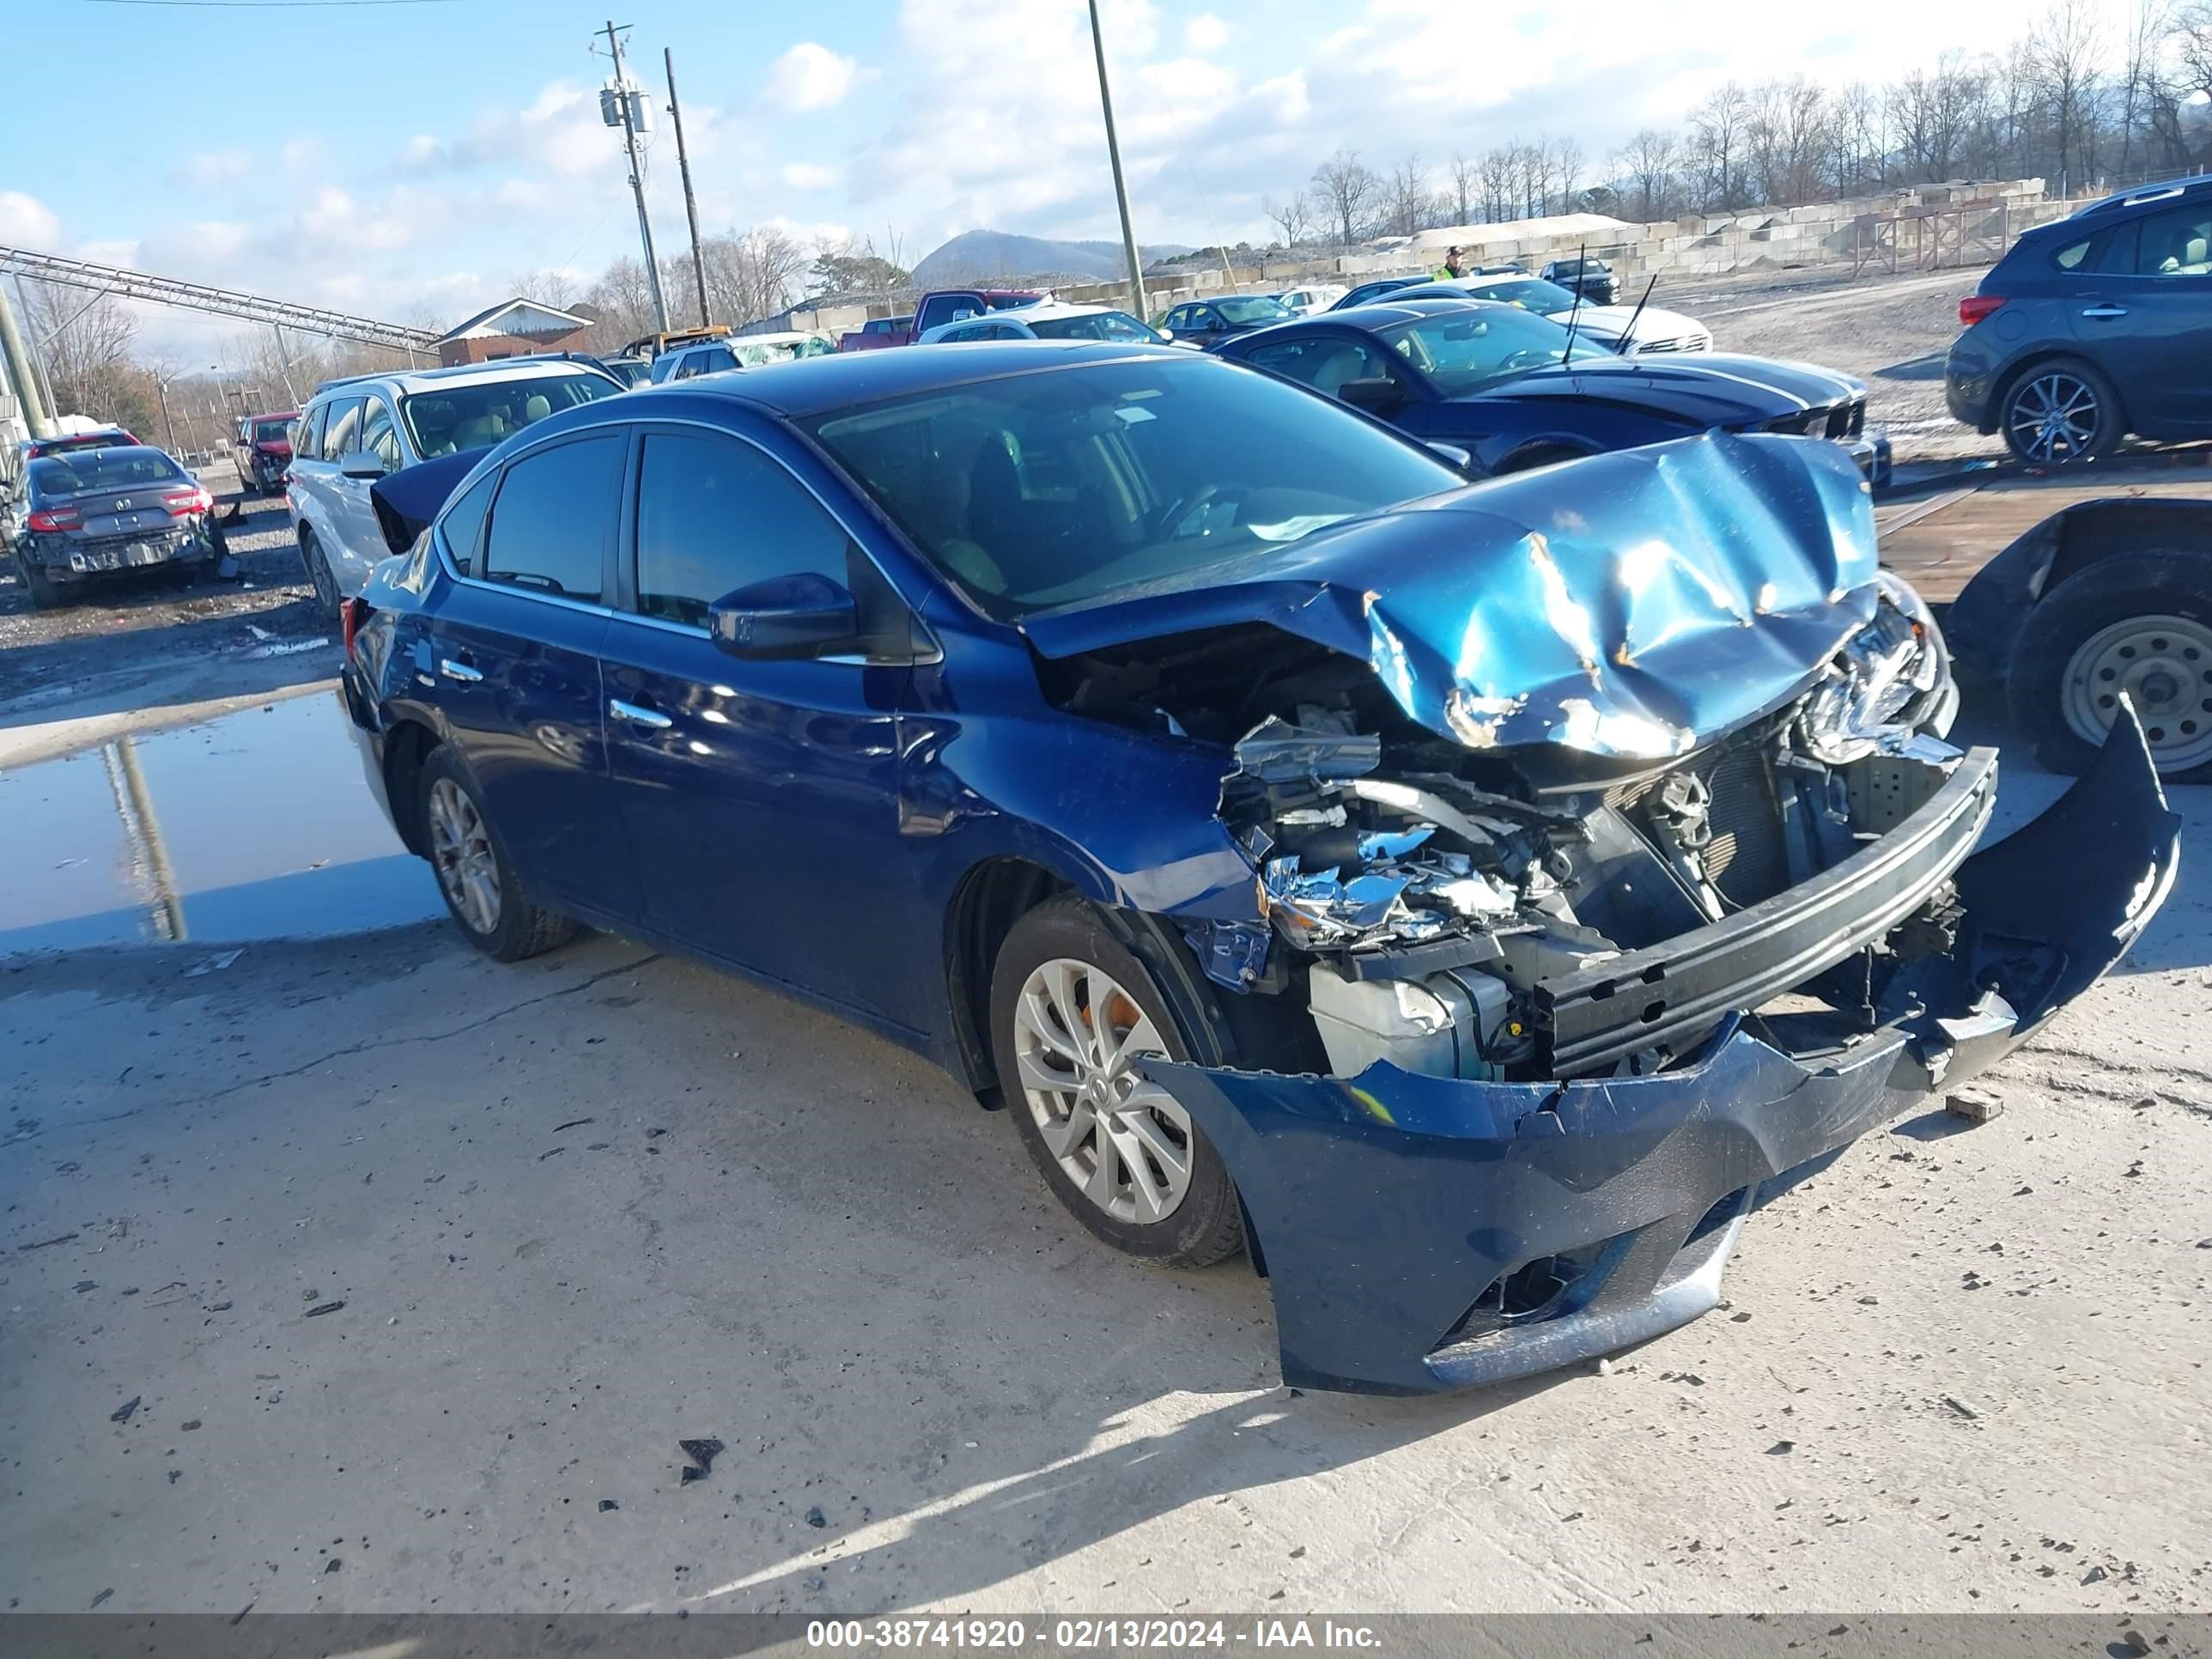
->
[234,410,300,495]
[836,289,1044,350]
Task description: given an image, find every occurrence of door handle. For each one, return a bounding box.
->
[2080,305,2129,319]
[438,658,483,683]
[609,697,672,729]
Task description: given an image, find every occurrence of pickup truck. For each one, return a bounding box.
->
[836,289,1045,351]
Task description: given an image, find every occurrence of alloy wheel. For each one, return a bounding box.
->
[1012,957,1194,1224]
[427,777,501,935]
[2006,371,2102,463]
[2060,614,2212,774]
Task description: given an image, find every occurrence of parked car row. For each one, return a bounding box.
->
[334,337,2177,1395]
[8,437,222,607]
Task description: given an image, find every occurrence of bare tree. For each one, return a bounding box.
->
[2031,0,2108,191]
[1615,128,1680,221]
[512,268,580,309]
[1310,149,1382,246]
[1689,82,1753,209]
[21,282,143,426]
[1478,146,1515,222]
[1260,191,1313,248]
[1448,152,1477,224]
[1386,152,1431,237]
[1552,137,1585,215]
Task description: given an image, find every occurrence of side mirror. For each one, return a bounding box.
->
[709,573,859,661]
[340,453,386,481]
[1426,442,1474,473]
[1337,377,1406,416]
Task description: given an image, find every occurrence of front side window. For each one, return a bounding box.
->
[916,295,971,333]
[1382,307,1613,396]
[400,371,617,459]
[633,432,851,627]
[480,434,623,602]
[2130,204,2212,277]
[320,397,364,461]
[802,356,1462,621]
[1212,295,1291,325]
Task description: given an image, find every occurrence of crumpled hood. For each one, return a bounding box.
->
[1019,431,1881,761]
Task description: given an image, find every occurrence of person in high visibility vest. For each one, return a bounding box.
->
[1433,246,1468,280]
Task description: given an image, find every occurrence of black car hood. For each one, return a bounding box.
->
[1471,353,1863,426]
[369,446,494,555]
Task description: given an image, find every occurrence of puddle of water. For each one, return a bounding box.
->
[0,691,445,956]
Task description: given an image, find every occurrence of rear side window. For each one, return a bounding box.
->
[321,398,364,461]
[482,434,623,602]
[632,431,849,627]
[439,471,495,576]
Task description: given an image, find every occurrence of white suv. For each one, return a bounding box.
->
[287,358,619,614]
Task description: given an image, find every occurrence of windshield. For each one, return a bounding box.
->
[31,449,185,497]
[1214,295,1291,325]
[986,295,1044,311]
[252,420,292,443]
[1472,277,1581,312]
[1382,307,1615,396]
[35,432,136,455]
[732,337,835,367]
[400,371,617,459]
[800,356,1462,620]
[1027,312,1161,343]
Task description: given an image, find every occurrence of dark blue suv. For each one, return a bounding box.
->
[1946,175,2212,462]
[338,342,2173,1395]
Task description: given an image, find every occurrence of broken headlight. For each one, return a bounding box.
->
[1797,571,1950,765]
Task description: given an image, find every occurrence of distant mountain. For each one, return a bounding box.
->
[912,230,1195,287]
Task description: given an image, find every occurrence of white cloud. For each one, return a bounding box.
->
[763,42,864,112]
[781,162,842,191]
[1185,14,1228,52]
[0,191,62,249]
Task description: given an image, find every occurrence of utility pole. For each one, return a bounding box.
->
[270,323,301,407]
[0,276,54,437]
[603,20,670,335]
[1086,0,1148,323]
[155,374,178,453]
[665,48,711,328]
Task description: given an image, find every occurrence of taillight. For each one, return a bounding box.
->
[26,507,79,532]
[163,485,215,516]
[1959,295,2006,326]
[341,597,369,662]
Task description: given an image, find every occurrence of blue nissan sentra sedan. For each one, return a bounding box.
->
[341,342,2177,1395]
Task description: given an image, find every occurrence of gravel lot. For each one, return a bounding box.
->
[0,682,2207,1617]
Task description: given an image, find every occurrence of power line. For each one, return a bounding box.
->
[78,0,460,9]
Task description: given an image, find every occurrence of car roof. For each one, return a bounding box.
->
[2074,173,2212,218]
[621,339,1191,418]
[313,358,613,400]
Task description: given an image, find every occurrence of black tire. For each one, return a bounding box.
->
[415,745,579,961]
[988,894,1245,1268]
[299,526,341,618]
[2006,549,2212,783]
[1998,356,2123,465]
[14,552,64,609]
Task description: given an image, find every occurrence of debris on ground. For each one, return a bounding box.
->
[182,1419,201,1431]
[89,1589,112,1608]
[110,1396,141,1424]
[184,950,244,977]
[599,1499,618,1512]
[18,1233,79,1252]
[1767,1440,1796,1455]
[303,1301,345,1317]
[553,1118,595,1133]
[806,1506,827,1528]
[324,1558,341,1573]
[678,1437,724,1484]
[1946,1086,2003,1123]
[1943,1395,1980,1420]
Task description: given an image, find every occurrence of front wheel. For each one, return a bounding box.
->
[416,746,579,960]
[2007,550,2212,781]
[2000,356,2122,465]
[988,895,1244,1267]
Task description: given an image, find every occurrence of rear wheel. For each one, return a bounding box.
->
[1999,356,2122,465]
[416,746,578,961]
[2007,550,2212,781]
[14,552,64,609]
[299,526,341,618]
[988,895,1244,1267]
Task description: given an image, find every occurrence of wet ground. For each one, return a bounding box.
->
[0,690,442,957]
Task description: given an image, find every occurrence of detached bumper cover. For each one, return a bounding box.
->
[1145,713,2179,1395]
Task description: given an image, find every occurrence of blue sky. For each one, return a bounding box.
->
[3,0,2019,356]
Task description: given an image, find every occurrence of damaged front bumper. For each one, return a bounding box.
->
[1145,714,2179,1395]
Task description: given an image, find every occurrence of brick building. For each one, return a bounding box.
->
[432,298,592,367]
